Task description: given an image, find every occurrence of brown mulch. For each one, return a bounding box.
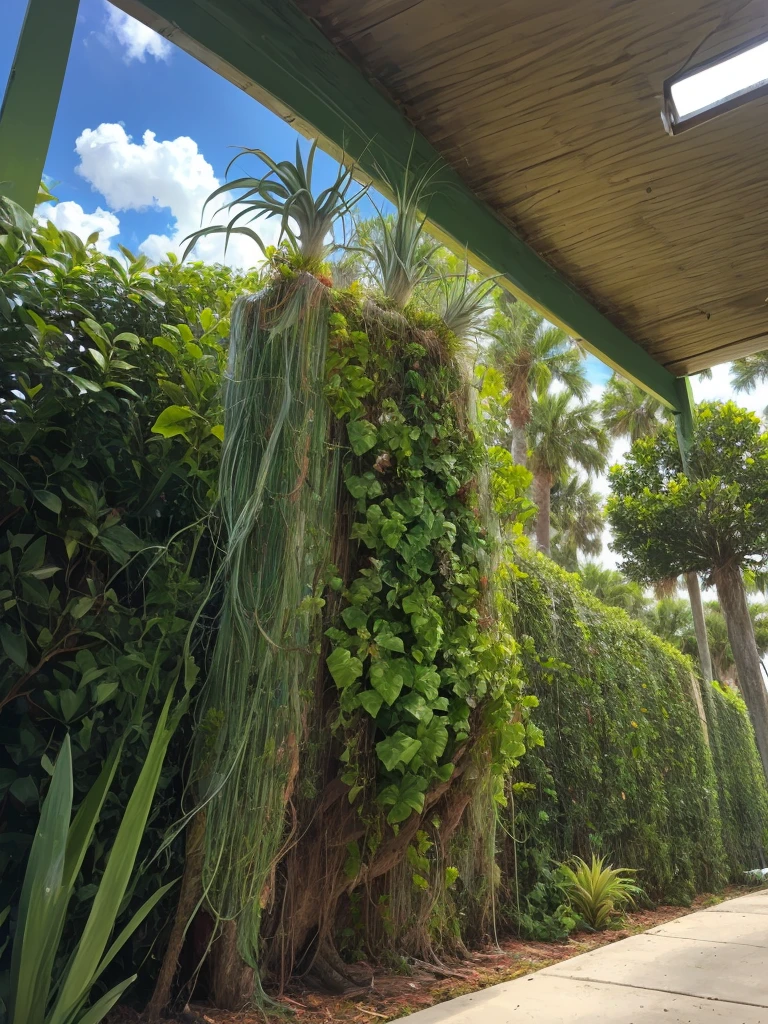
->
[115,886,757,1024]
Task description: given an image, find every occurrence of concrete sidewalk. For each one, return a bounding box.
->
[393,889,768,1023]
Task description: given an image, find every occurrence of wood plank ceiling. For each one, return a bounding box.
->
[292,0,768,375]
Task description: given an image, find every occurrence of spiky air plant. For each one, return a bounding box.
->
[179,144,364,1007]
[183,139,367,271]
[432,262,496,341]
[363,162,441,308]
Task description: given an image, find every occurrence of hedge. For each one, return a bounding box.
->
[501,550,768,936]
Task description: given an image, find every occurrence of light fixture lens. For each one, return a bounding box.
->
[671,38,768,118]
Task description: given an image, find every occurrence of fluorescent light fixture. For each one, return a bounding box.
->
[662,35,768,134]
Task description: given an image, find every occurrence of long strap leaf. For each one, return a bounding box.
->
[10,736,73,1024]
[47,693,175,1024]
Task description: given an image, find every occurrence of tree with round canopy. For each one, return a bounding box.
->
[607,401,768,779]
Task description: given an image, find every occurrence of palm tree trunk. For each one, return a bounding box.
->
[511,426,527,468]
[684,571,713,684]
[533,472,552,555]
[713,561,768,781]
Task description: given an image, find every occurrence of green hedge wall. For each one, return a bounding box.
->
[501,550,768,924]
[705,681,768,876]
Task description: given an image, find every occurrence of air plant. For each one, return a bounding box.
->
[433,261,497,340]
[182,139,367,270]
[363,161,442,308]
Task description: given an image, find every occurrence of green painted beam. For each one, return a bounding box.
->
[673,376,696,473]
[122,0,688,412]
[0,0,80,212]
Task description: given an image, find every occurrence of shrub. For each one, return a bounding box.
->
[559,855,642,929]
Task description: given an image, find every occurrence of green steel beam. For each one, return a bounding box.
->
[0,0,81,212]
[121,0,689,413]
[674,376,696,473]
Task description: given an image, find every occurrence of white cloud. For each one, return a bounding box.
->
[73,123,274,269]
[36,200,121,255]
[104,5,171,64]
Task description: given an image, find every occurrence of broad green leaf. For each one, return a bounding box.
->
[341,606,368,630]
[347,418,378,455]
[417,716,449,762]
[151,404,198,440]
[376,730,421,771]
[358,690,384,717]
[379,773,428,824]
[381,516,406,549]
[370,659,404,706]
[326,647,363,690]
[0,625,27,668]
[33,490,61,514]
[71,596,95,619]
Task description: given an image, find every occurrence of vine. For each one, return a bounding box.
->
[323,301,538,827]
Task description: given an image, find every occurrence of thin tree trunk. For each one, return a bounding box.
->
[511,426,527,468]
[533,472,552,555]
[713,561,768,781]
[145,810,207,1019]
[685,571,713,684]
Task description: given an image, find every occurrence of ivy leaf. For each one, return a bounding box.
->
[327,647,363,689]
[358,690,384,717]
[398,691,431,722]
[375,627,405,653]
[379,773,428,824]
[347,419,378,455]
[417,716,449,762]
[370,659,404,706]
[381,515,406,549]
[376,730,421,771]
[342,606,368,630]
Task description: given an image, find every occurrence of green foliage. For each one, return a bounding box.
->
[559,855,643,930]
[601,373,669,442]
[578,563,649,618]
[503,550,731,910]
[607,401,768,582]
[0,202,258,1000]
[9,698,178,1024]
[324,306,535,823]
[487,303,588,433]
[705,681,768,876]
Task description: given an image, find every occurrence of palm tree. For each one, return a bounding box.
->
[527,391,609,555]
[488,303,588,467]
[600,372,714,684]
[601,374,670,441]
[731,353,768,396]
[550,472,604,571]
[579,562,649,618]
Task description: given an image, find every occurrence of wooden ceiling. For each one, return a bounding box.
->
[292,0,768,376]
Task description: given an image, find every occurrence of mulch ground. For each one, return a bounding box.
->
[117,886,757,1024]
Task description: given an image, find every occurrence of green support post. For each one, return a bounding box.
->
[0,0,81,211]
[673,376,696,474]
